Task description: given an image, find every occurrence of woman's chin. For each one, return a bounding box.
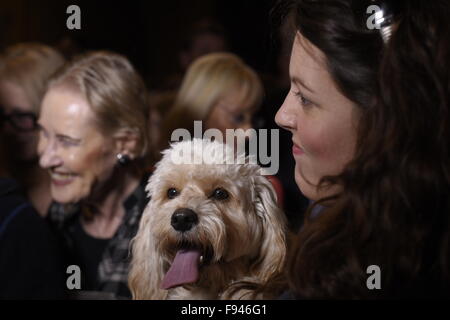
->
[52,196,79,205]
[51,187,85,205]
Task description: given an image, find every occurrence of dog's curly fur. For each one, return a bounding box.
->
[129,139,287,299]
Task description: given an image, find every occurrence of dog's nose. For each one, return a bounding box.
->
[171,208,198,232]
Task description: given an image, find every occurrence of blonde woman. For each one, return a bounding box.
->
[38,51,152,299]
[159,52,284,207]
[0,43,65,215]
[160,52,263,150]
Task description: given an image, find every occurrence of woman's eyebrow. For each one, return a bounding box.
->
[292,76,316,94]
[56,133,81,141]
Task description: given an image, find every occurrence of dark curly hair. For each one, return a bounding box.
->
[287,0,450,298]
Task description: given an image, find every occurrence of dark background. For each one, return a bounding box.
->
[0,0,281,88]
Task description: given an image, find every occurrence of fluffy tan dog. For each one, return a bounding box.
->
[129,139,287,299]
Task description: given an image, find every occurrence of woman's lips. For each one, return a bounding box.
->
[50,171,76,186]
[292,144,304,156]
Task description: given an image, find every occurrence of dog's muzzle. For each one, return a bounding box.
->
[171,208,199,232]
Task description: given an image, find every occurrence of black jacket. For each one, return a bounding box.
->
[0,178,66,299]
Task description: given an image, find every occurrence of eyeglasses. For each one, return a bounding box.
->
[0,109,38,131]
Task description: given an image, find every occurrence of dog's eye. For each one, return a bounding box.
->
[167,188,179,199]
[211,188,229,200]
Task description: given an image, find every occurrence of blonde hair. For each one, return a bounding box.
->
[0,43,65,113]
[160,52,263,149]
[48,51,152,163]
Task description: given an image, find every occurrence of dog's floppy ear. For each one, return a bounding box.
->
[251,173,287,284]
[128,204,167,300]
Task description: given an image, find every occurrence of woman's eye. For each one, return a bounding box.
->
[38,127,49,139]
[233,114,245,124]
[211,188,229,200]
[59,137,79,147]
[294,91,313,107]
[167,188,179,199]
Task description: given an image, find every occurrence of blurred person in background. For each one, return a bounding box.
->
[0,43,65,216]
[0,125,66,300]
[179,19,230,73]
[158,19,230,92]
[160,52,285,209]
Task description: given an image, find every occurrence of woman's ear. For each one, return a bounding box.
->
[113,128,139,159]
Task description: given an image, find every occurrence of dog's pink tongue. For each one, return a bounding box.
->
[161,249,201,290]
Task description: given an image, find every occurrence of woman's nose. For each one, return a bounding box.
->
[38,139,63,169]
[275,93,296,131]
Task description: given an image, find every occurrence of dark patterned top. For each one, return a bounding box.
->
[47,174,149,299]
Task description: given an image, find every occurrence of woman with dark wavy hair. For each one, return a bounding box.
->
[275,0,450,298]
